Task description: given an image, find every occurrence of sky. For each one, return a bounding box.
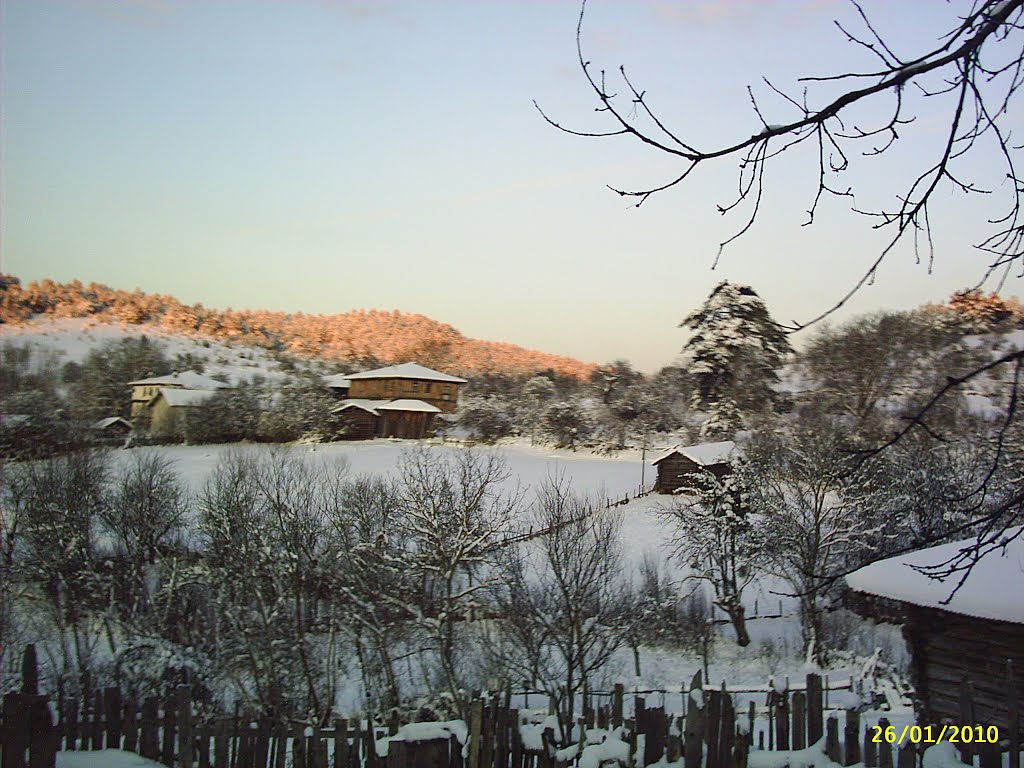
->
[2,0,1021,371]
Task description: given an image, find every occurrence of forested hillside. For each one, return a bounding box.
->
[0,275,596,378]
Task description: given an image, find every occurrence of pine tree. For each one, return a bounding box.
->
[680,282,791,437]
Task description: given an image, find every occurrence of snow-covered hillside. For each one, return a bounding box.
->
[0,316,316,385]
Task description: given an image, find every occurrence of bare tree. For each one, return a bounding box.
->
[323,475,409,714]
[745,422,889,665]
[4,450,110,685]
[493,480,630,744]
[544,0,1024,570]
[102,451,188,619]
[389,447,522,716]
[197,448,344,721]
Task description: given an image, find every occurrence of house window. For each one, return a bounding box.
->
[411,381,420,392]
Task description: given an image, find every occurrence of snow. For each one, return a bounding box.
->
[127,371,230,389]
[652,441,736,467]
[922,741,972,768]
[844,526,1024,623]
[377,399,442,413]
[375,719,467,756]
[346,362,468,383]
[57,750,166,768]
[331,398,392,414]
[157,387,219,407]
[323,373,352,388]
[91,416,132,429]
[0,317,295,386]
[748,737,843,768]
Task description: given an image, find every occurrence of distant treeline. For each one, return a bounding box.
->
[0,275,597,379]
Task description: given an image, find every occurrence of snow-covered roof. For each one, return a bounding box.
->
[652,440,736,466]
[345,362,467,384]
[128,371,231,389]
[332,399,391,414]
[323,373,352,388]
[377,399,442,413]
[158,388,219,407]
[92,416,133,430]
[331,398,442,415]
[845,527,1024,624]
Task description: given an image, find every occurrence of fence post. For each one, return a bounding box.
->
[863,723,877,768]
[104,687,122,750]
[293,721,307,768]
[467,697,483,768]
[212,719,228,768]
[877,718,892,768]
[65,697,79,751]
[718,695,735,768]
[825,715,840,764]
[140,697,160,759]
[123,694,138,754]
[792,691,806,750]
[843,709,860,766]
[161,693,177,767]
[1009,659,1020,768]
[176,686,192,768]
[705,689,722,768]
[774,685,789,751]
[339,720,352,768]
[90,690,103,751]
[684,671,700,768]
[958,680,976,766]
[3,692,29,768]
[27,693,57,768]
[612,683,624,730]
[806,674,824,746]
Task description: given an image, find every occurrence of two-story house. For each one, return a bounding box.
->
[343,362,466,413]
[329,362,467,439]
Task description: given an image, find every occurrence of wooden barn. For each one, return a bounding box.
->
[651,440,736,493]
[343,362,467,413]
[845,528,1024,734]
[331,398,441,440]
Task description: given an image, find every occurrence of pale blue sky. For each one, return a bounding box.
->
[2,1,1017,370]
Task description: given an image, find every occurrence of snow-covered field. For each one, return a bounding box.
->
[2,317,912,723]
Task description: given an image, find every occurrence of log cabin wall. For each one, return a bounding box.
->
[379,411,436,439]
[337,409,378,440]
[904,604,1024,731]
[347,378,461,412]
[654,454,731,493]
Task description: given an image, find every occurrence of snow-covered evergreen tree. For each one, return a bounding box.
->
[659,464,761,646]
[680,282,791,438]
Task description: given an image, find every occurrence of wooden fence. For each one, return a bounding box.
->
[2,646,1021,768]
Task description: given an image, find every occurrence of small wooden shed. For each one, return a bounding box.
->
[331,398,441,440]
[651,440,736,493]
[845,528,1024,733]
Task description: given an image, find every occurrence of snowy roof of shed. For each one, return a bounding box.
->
[323,373,353,388]
[331,399,391,414]
[92,416,133,430]
[377,399,442,413]
[845,527,1024,624]
[652,440,737,467]
[158,388,219,407]
[345,362,467,384]
[128,371,231,389]
[331,398,441,415]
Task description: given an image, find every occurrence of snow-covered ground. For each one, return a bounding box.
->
[0,316,304,385]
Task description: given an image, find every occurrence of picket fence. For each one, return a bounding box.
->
[1,646,1020,768]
